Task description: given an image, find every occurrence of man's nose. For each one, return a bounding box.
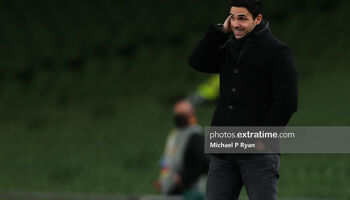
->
[232,20,240,28]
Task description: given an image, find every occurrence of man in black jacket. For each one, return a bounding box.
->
[188,0,298,199]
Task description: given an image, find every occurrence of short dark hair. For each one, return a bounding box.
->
[230,0,263,19]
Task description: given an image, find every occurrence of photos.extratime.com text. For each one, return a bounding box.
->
[209,130,295,140]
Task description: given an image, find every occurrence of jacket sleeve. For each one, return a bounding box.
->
[188,24,229,73]
[264,45,298,126]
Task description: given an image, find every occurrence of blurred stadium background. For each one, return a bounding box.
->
[0,0,349,199]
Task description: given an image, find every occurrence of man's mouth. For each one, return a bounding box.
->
[234,29,244,35]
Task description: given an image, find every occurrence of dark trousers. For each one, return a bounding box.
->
[205,154,280,200]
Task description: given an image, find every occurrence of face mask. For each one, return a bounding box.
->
[174,114,189,128]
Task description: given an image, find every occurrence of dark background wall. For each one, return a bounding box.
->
[0,0,349,198]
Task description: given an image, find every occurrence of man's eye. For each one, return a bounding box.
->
[239,18,247,21]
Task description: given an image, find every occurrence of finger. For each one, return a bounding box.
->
[223,15,231,33]
[224,15,230,24]
[227,16,231,31]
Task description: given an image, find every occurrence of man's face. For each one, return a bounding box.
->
[229,6,262,39]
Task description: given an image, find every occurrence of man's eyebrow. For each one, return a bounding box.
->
[230,13,248,17]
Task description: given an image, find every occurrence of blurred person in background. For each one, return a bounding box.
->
[188,0,298,199]
[155,100,209,200]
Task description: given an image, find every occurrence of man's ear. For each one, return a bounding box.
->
[255,14,263,25]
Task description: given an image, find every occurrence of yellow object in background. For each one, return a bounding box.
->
[196,75,220,101]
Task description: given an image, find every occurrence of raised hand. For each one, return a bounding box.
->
[223,15,232,33]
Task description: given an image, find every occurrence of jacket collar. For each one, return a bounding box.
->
[253,20,270,37]
[234,20,270,64]
[237,20,270,41]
